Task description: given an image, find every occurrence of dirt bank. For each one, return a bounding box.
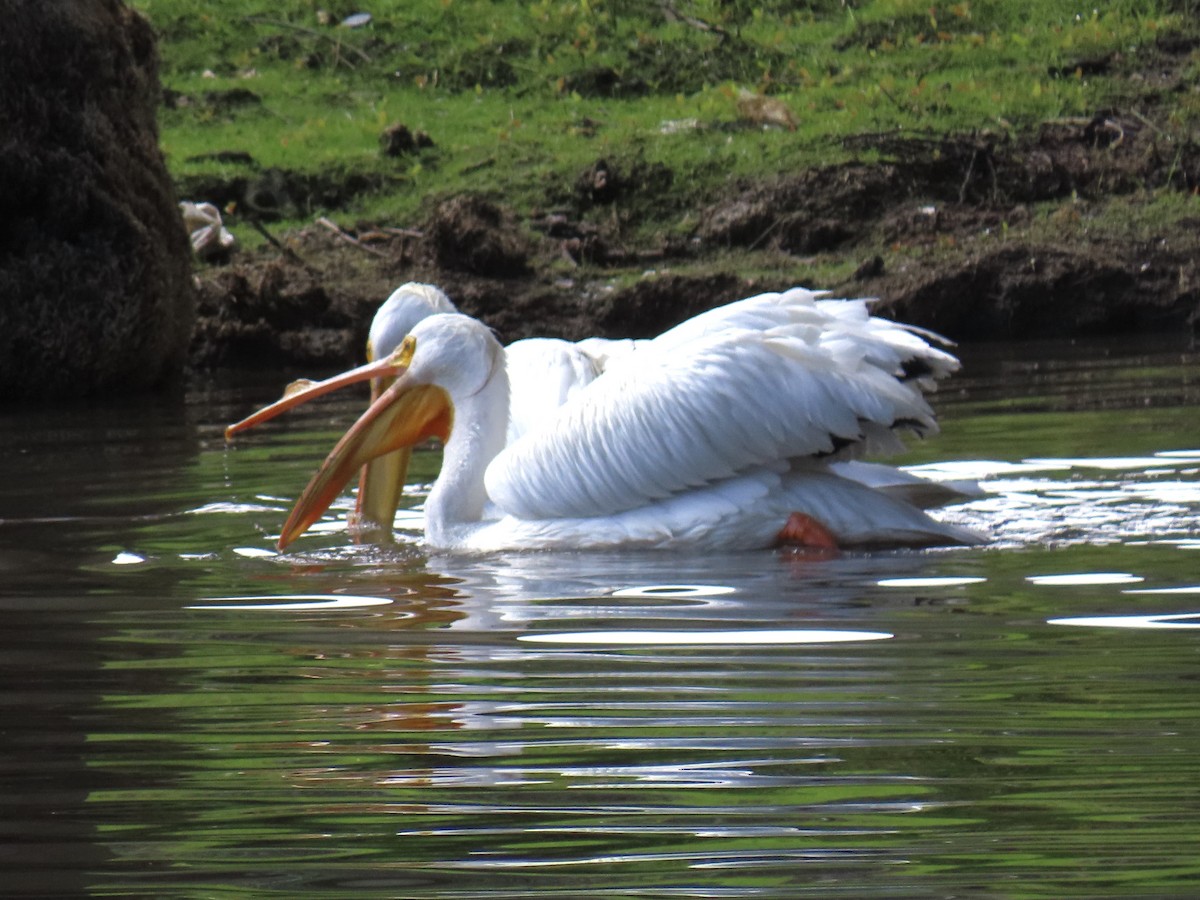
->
[191,93,1200,371]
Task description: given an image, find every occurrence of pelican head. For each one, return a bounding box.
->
[277,314,508,549]
[367,283,456,361]
[225,282,459,536]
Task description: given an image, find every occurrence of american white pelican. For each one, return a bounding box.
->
[234,290,982,552]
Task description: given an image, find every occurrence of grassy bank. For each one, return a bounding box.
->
[133,1,1199,364]
[136,0,1195,237]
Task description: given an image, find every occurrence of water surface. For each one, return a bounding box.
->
[2,335,1198,897]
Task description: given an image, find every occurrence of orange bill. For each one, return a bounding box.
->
[224,339,417,441]
[353,446,412,535]
[277,375,453,550]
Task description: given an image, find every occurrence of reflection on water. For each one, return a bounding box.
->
[517,627,896,644]
[1026,572,1144,586]
[2,337,1200,896]
[188,594,395,610]
[1050,612,1200,629]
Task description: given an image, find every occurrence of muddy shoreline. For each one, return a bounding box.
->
[190,103,1200,371]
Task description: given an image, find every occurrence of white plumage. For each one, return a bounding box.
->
[485,318,939,520]
[500,338,602,446]
[368,283,628,445]
[366,283,458,362]
[247,287,981,553]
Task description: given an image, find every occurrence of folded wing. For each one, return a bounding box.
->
[486,291,957,521]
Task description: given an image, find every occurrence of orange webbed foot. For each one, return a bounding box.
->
[776,512,840,554]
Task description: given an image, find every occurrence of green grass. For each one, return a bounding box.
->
[135,0,1191,237]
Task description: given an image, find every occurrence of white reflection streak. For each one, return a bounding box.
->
[1027,573,1143,586]
[518,629,893,646]
[186,594,393,610]
[611,584,737,598]
[1048,613,1200,630]
[188,501,281,514]
[1024,456,1177,471]
[877,577,986,588]
[1121,481,1200,504]
[905,460,1070,480]
[233,546,277,558]
[1125,586,1200,595]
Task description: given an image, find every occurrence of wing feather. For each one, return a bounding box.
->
[486,304,950,519]
[641,287,958,385]
[503,338,601,444]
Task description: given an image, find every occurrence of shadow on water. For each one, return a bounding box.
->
[1,337,1199,896]
[0,389,202,894]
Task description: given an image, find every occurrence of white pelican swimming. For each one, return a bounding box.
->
[230,287,982,552]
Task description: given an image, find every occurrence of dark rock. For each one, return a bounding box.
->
[426,195,532,277]
[854,255,885,281]
[0,0,195,402]
[577,159,618,204]
[380,122,434,157]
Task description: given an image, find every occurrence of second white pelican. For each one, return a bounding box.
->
[251,297,981,552]
[370,283,631,445]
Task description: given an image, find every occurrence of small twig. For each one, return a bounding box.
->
[876,83,918,118]
[1128,108,1167,139]
[460,157,497,176]
[958,149,977,205]
[1042,116,1097,127]
[245,216,319,273]
[658,1,728,38]
[315,216,389,257]
[382,227,425,239]
[1101,117,1125,147]
[748,211,805,252]
[983,149,999,204]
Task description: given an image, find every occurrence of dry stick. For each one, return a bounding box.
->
[1044,116,1100,126]
[876,83,918,118]
[1127,108,1166,138]
[658,1,728,37]
[460,157,497,176]
[957,145,980,205]
[315,217,389,258]
[956,143,1000,205]
[748,211,805,252]
[246,216,320,274]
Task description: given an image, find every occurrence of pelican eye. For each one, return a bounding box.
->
[386,335,417,371]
